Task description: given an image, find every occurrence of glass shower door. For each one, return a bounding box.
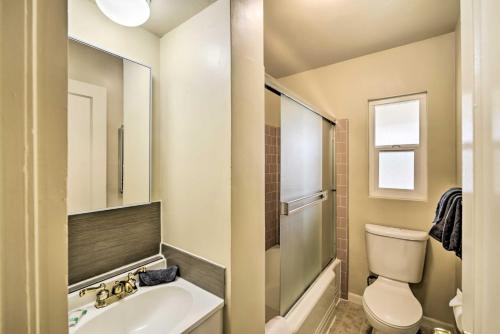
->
[279,95,324,315]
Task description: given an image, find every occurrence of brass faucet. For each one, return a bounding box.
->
[79,267,146,309]
[79,283,110,308]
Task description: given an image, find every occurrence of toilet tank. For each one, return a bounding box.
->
[365,224,428,283]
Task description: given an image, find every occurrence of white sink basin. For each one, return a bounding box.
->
[69,262,223,334]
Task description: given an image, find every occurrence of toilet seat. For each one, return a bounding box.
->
[362,277,422,333]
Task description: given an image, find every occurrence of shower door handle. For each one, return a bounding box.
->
[280,190,328,216]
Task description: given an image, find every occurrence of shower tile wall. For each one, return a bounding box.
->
[336,119,349,299]
[265,125,280,250]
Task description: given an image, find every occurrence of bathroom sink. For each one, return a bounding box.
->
[69,266,223,334]
[74,286,192,334]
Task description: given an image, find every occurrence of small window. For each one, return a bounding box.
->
[369,93,427,200]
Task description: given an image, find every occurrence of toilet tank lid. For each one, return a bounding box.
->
[365,224,429,241]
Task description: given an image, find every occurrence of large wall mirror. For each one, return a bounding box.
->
[68,38,151,214]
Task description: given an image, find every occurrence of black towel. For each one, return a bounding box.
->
[429,188,460,240]
[449,198,462,258]
[429,188,462,258]
[432,188,461,225]
[138,265,179,287]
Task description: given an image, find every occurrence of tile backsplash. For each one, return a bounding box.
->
[336,119,349,299]
[161,243,225,299]
[68,202,161,285]
[265,125,280,250]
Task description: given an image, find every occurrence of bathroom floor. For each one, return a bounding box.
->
[327,300,371,334]
[328,300,437,334]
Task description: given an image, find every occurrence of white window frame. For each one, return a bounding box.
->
[368,93,427,201]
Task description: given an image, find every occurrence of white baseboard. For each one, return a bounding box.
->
[347,292,457,334]
[347,292,363,305]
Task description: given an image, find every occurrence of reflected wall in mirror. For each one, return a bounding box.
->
[68,39,151,214]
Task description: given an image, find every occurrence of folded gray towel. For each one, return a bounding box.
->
[138,265,179,287]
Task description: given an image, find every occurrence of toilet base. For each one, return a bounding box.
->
[363,300,420,334]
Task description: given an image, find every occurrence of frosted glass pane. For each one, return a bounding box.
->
[281,96,322,200]
[374,100,420,146]
[280,95,323,315]
[280,205,322,315]
[379,151,415,190]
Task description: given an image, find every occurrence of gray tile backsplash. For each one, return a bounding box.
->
[68,202,161,285]
[161,243,225,299]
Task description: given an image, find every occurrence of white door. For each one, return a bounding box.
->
[68,79,107,214]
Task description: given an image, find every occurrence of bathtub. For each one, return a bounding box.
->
[266,245,341,334]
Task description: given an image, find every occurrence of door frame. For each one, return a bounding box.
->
[0,1,68,333]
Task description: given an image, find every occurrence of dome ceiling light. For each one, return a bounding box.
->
[96,0,151,27]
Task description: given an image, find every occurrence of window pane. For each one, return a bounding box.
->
[379,151,414,190]
[374,100,420,146]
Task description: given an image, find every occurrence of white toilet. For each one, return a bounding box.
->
[362,224,429,334]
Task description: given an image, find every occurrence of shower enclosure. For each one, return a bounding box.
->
[265,80,336,320]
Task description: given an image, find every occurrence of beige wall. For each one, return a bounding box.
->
[159,0,231,268]
[229,0,265,332]
[1,0,68,333]
[69,0,161,201]
[280,33,459,323]
[160,1,266,332]
[68,40,124,207]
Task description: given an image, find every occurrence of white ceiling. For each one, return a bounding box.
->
[142,0,216,37]
[265,0,459,78]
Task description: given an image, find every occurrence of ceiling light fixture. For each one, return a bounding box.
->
[96,0,151,27]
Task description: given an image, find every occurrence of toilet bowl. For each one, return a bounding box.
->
[362,224,429,334]
[362,277,422,334]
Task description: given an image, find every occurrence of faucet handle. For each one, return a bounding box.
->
[111,281,124,295]
[79,283,106,297]
[124,267,145,292]
[131,266,146,276]
[126,273,138,290]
